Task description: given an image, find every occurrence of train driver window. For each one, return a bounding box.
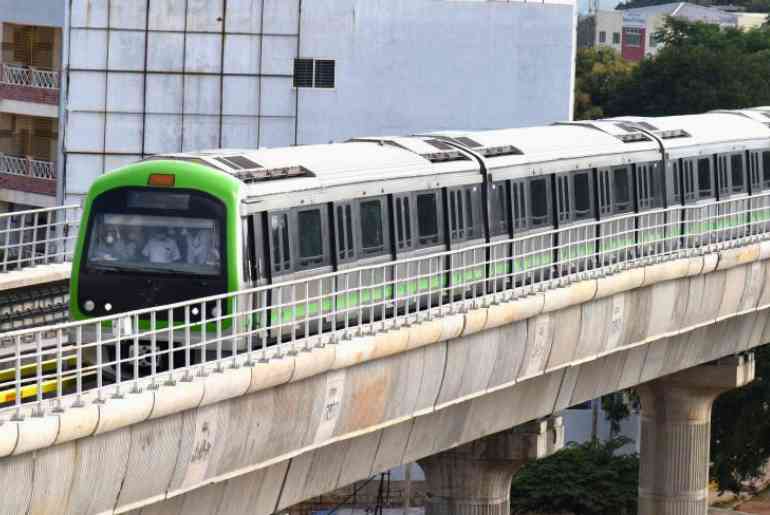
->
[697,158,713,199]
[416,191,443,247]
[731,154,746,194]
[529,177,550,228]
[360,198,387,256]
[296,207,328,269]
[573,171,593,220]
[764,151,770,189]
[271,212,291,273]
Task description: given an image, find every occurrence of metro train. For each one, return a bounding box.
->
[69,108,770,365]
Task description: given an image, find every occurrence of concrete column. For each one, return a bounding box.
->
[418,416,564,515]
[638,354,755,515]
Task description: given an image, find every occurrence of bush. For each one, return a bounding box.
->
[510,438,638,515]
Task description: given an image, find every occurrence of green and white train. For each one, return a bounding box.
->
[70,108,770,356]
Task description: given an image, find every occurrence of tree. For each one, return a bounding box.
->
[573,47,635,120]
[710,343,770,493]
[509,438,639,515]
[606,19,770,116]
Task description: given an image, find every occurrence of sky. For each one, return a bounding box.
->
[578,0,622,14]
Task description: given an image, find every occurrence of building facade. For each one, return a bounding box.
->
[59,0,577,206]
[592,2,745,61]
[0,0,65,211]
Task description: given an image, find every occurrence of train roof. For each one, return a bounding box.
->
[613,113,770,158]
[712,109,770,127]
[429,122,661,180]
[155,138,481,208]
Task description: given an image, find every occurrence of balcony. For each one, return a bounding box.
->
[0,153,56,200]
[0,63,59,108]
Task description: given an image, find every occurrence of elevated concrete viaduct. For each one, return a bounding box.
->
[0,243,767,515]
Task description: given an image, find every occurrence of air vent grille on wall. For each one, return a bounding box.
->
[234,166,315,183]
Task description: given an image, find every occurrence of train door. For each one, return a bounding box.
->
[555,170,595,275]
[446,184,486,301]
[392,189,445,320]
[511,176,554,286]
[681,156,716,249]
[749,150,770,235]
[715,152,749,243]
[266,205,334,348]
[596,165,635,266]
[488,180,512,294]
[331,197,392,334]
[634,162,667,258]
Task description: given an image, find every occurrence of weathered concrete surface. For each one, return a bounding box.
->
[0,262,70,291]
[418,417,564,515]
[638,356,756,515]
[3,245,770,514]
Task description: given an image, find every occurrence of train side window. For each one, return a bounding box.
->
[529,177,550,228]
[491,181,510,237]
[394,195,413,251]
[448,189,463,241]
[360,198,387,256]
[270,212,291,273]
[598,169,612,217]
[672,162,682,204]
[638,163,664,210]
[613,166,633,213]
[556,175,570,224]
[763,151,770,189]
[731,154,746,194]
[573,171,593,220]
[716,155,730,198]
[697,158,713,199]
[416,191,443,247]
[335,203,356,262]
[296,207,328,269]
[512,180,527,230]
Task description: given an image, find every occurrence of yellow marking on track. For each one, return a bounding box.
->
[0,355,77,382]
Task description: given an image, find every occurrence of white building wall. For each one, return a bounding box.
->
[594,10,623,51]
[62,0,576,204]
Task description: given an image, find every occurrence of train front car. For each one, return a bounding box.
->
[69,158,242,332]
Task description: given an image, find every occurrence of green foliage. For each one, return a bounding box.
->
[617,0,770,13]
[510,438,639,515]
[710,344,770,493]
[601,391,640,437]
[574,47,635,120]
[605,18,770,116]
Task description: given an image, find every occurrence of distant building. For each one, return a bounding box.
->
[590,2,764,61]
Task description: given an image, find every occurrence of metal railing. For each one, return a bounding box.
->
[0,153,56,180]
[1,194,769,419]
[0,63,60,90]
[0,205,80,273]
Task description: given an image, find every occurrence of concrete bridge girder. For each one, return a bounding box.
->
[0,244,769,514]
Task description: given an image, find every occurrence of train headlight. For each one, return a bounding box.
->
[84,300,95,312]
[210,306,220,318]
[105,303,113,312]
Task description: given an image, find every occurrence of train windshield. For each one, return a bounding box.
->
[85,190,224,276]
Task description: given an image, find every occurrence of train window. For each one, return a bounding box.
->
[512,180,527,230]
[613,167,633,213]
[448,186,482,241]
[697,158,713,199]
[598,170,612,216]
[360,199,387,256]
[556,175,570,224]
[573,171,593,220]
[717,156,730,198]
[335,204,356,262]
[731,154,746,194]
[637,163,664,210]
[491,181,510,236]
[416,191,442,246]
[764,151,770,188]
[394,195,413,251]
[271,212,291,273]
[672,162,682,204]
[530,177,550,228]
[296,208,327,269]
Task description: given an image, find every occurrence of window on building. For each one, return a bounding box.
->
[612,32,621,44]
[293,58,336,89]
[623,27,643,47]
[599,31,607,43]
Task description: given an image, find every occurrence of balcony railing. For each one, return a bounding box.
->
[0,153,56,180]
[0,63,59,90]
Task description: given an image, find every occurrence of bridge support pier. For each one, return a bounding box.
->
[638,354,755,515]
[417,416,563,515]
